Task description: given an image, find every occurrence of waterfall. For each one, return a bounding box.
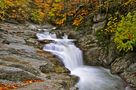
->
[37,32,130,90]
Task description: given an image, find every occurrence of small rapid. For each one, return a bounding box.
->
[37,31,131,90]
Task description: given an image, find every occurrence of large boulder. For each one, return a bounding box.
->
[0,23,76,90]
[111,53,136,89]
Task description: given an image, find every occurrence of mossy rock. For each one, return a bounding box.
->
[55,66,69,73]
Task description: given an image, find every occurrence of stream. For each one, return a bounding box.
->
[37,31,131,90]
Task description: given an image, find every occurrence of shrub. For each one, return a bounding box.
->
[114,11,136,52]
[30,10,46,24]
[0,0,30,22]
[0,0,7,21]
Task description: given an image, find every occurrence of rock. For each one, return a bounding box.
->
[77,34,97,51]
[40,24,56,30]
[0,23,76,90]
[111,53,135,74]
[39,60,69,73]
[110,53,136,88]
[127,63,136,72]
[26,23,40,30]
[94,43,121,66]
[104,43,119,65]
[93,13,107,23]
[54,66,69,73]
[0,66,39,81]
[9,64,40,75]
[2,34,26,44]
[23,30,37,38]
[4,19,20,24]
[15,75,76,90]
[15,81,63,90]
[0,54,49,76]
[92,20,106,32]
[120,63,136,88]
[25,38,36,44]
[4,43,36,53]
[121,71,136,88]
[39,63,55,73]
[0,28,5,32]
[85,47,102,66]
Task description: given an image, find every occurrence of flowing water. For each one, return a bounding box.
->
[37,32,131,90]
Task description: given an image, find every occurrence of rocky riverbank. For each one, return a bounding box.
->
[54,13,136,90]
[0,19,136,90]
[0,22,76,90]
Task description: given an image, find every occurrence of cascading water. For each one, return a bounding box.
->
[37,31,131,90]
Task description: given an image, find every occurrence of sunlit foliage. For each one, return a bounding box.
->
[0,0,29,22]
[114,11,136,52]
[0,0,97,24]
[0,0,135,25]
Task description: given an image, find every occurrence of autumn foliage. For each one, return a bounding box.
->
[0,0,101,25]
[0,0,30,22]
[0,79,44,90]
[0,0,136,25]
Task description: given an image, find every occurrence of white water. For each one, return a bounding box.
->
[37,32,130,90]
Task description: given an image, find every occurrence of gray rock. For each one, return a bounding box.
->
[0,66,39,81]
[27,24,40,30]
[9,64,40,75]
[121,71,136,88]
[4,43,36,53]
[39,64,55,73]
[92,20,106,32]
[111,53,135,74]
[127,63,136,72]
[93,14,107,22]
[0,66,23,72]
[2,34,26,44]
[85,47,102,65]
[120,62,136,88]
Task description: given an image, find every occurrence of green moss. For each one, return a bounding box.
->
[55,66,68,73]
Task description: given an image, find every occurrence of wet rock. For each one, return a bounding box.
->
[39,63,55,73]
[39,61,69,73]
[54,66,70,73]
[85,47,103,66]
[45,73,76,90]
[77,34,97,51]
